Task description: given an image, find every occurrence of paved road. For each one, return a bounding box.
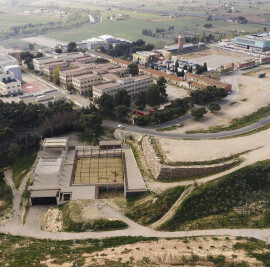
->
[104,115,270,139]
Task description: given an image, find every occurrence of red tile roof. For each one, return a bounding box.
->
[112,58,131,66]
[144,68,183,82]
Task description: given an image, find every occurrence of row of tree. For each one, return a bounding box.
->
[100,39,154,58]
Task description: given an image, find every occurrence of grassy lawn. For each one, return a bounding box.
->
[0,171,13,218]
[125,186,185,225]
[11,149,38,189]
[159,160,270,231]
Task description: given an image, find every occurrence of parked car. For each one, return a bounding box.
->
[118,124,125,129]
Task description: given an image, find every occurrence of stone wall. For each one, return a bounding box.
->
[141,136,237,181]
[141,136,161,178]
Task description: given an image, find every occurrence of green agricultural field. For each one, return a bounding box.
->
[45,16,207,45]
[0,13,59,32]
[44,11,264,46]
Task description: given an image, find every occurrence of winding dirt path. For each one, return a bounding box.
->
[150,185,195,230]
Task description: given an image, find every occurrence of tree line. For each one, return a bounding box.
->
[0,100,75,143]
[142,26,175,37]
[100,39,154,58]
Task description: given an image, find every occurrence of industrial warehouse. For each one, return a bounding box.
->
[28,138,146,205]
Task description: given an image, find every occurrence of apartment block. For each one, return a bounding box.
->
[72,73,102,95]
[0,67,21,95]
[43,61,70,78]
[93,75,153,99]
[59,65,96,86]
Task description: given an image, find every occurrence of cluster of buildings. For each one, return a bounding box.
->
[132,36,206,67]
[0,53,22,96]
[29,138,146,205]
[56,35,131,52]
[34,52,153,98]
[23,8,67,17]
[141,68,232,92]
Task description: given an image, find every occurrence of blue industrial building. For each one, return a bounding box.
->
[234,32,270,52]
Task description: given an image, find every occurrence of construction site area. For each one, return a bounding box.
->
[72,148,124,185]
[28,138,146,206]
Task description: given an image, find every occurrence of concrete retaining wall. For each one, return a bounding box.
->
[141,136,237,180]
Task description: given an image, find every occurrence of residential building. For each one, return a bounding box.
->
[43,60,70,78]
[141,68,184,86]
[0,67,21,95]
[59,65,95,86]
[107,66,128,76]
[111,58,131,67]
[92,75,153,99]
[33,57,61,72]
[132,51,159,65]
[72,73,102,95]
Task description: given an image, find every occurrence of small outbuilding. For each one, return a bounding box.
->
[99,140,122,150]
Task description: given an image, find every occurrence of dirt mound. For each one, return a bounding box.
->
[41,208,63,232]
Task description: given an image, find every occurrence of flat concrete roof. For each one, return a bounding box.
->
[31,190,58,198]
[43,138,68,148]
[124,147,147,192]
[99,140,122,146]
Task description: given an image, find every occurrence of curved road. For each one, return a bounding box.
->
[103,115,270,139]
[0,170,269,243]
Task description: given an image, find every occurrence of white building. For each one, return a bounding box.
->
[0,53,18,67]
[93,75,153,99]
[0,67,22,95]
[4,65,22,82]
[84,38,109,51]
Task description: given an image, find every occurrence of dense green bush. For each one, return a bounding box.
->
[160,161,270,230]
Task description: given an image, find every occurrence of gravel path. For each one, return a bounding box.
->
[1,171,270,243]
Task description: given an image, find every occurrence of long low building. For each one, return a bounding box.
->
[141,68,184,86]
[185,72,232,92]
[234,32,270,53]
[92,75,153,99]
[28,138,146,205]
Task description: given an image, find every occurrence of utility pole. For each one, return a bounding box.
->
[73,239,77,267]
